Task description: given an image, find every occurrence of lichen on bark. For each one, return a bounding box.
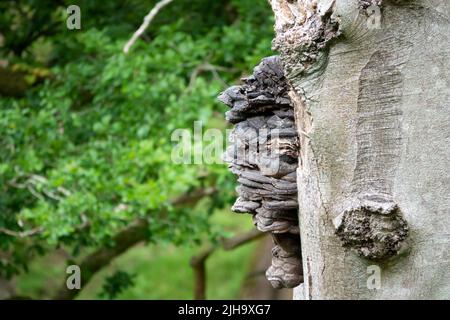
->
[270,0,340,80]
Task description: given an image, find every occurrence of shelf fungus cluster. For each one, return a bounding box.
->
[218,56,302,289]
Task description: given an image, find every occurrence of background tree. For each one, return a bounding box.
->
[0,0,277,299]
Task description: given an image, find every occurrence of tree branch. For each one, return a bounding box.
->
[190,229,265,300]
[0,227,44,238]
[53,187,217,300]
[188,62,238,91]
[123,0,174,54]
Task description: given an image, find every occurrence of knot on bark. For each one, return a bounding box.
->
[335,200,408,260]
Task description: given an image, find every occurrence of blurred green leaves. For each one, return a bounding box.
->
[0,0,274,278]
[99,270,136,299]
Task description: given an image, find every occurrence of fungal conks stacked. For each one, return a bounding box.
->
[218,56,302,289]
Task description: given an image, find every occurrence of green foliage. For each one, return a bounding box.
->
[99,270,136,299]
[0,0,274,286]
[15,212,256,299]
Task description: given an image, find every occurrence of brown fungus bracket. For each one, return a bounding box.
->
[218,56,303,289]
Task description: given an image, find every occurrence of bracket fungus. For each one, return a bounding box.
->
[218,56,302,289]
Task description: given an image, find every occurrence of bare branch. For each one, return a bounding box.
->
[188,62,237,91]
[0,227,44,238]
[53,187,217,300]
[123,0,174,54]
[190,229,266,300]
[221,229,265,250]
[8,173,72,201]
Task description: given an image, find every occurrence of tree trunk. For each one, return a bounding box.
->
[0,278,15,300]
[268,0,450,299]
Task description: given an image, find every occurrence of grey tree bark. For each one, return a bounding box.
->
[268,0,450,299]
